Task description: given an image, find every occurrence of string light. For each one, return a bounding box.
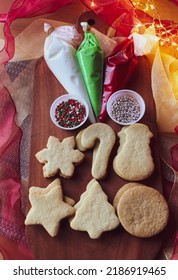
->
[88,0,178,56]
[90,1,96,8]
[131,0,178,57]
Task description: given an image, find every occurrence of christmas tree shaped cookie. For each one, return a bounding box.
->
[70,179,120,239]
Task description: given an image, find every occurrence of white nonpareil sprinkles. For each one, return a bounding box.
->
[110,95,141,124]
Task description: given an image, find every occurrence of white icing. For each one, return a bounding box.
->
[80,22,89,32]
[44,23,52,33]
[44,24,96,123]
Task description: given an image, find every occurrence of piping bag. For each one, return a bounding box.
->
[99,38,138,122]
[90,26,118,58]
[44,23,96,123]
[76,22,104,121]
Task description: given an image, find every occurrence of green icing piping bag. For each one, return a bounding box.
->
[76,22,104,120]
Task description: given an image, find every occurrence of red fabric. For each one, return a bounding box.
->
[0,236,34,260]
[0,0,72,259]
[171,144,178,172]
[171,232,178,259]
[175,125,178,135]
[81,1,178,43]
[0,0,72,64]
[170,0,178,6]
[0,83,33,259]
[135,9,178,41]
[169,127,178,259]
[169,180,178,260]
[171,126,178,171]
[80,0,135,36]
[99,38,138,122]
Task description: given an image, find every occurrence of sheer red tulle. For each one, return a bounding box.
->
[0,83,33,259]
[0,0,71,260]
[171,0,178,6]
[81,1,178,40]
[0,0,72,64]
[171,232,178,259]
[80,0,135,36]
[171,126,178,171]
[171,144,178,172]
[99,38,138,122]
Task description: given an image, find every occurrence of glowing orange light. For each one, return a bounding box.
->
[91,1,96,8]
[132,0,178,55]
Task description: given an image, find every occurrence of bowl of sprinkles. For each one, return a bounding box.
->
[50,94,89,130]
[107,89,145,126]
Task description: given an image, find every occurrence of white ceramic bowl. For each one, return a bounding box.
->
[50,94,89,130]
[106,89,146,125]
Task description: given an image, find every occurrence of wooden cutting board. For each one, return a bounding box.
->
[26,55,166,260]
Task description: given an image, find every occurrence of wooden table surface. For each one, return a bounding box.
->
[26,55,167,260]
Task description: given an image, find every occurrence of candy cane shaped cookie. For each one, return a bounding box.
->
[81,123,116,179]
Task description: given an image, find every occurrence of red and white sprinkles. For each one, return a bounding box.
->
[55,99,86,128]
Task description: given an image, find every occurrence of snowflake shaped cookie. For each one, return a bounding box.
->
[35,136,85,178]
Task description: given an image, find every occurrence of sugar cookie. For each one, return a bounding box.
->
[113,182,144,209]
[35,136,84,178]
[117,185,169,237]
[70,179,119,238]
[81,123,116,179]
[113,123,154,181]
[25,179,75,237]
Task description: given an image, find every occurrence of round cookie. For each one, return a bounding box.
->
[113,182,144,209]
[117,186,169,238]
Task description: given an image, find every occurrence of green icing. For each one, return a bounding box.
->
[76,32,104,120]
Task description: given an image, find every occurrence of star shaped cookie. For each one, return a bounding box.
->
[25,179,75,237]
[35,136,84,178]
